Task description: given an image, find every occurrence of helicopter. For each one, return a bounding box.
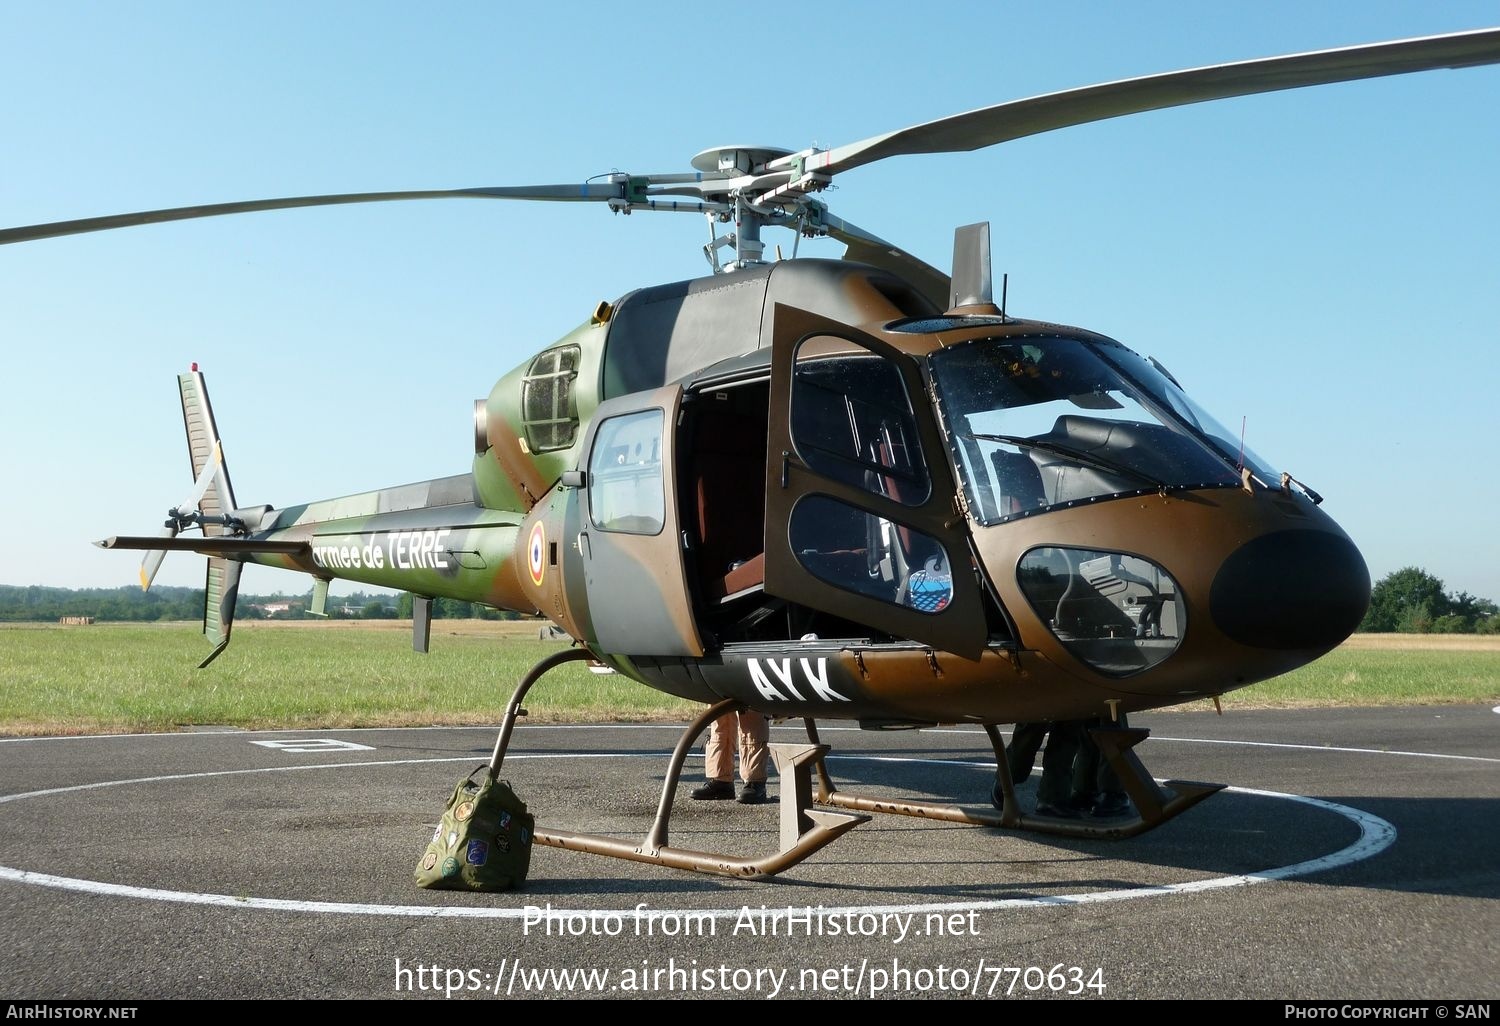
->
[7,27,1499,879]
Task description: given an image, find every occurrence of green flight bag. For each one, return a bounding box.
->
[415,764,533,891]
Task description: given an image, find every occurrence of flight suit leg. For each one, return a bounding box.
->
[1037,720,1086,810]
[1073,714,1129,816]
[1007,721,1048,783]
[735,710,770,784]
[704,711,737,782]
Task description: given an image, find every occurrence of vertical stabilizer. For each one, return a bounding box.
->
[413,595,433,654]
[178,367,243,667]
[177,367,238,534]
[199,556,242,668]
[309,578,330,618]
[138,366,241,592]
[948,222,994,311]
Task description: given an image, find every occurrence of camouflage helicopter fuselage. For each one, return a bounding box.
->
[222,257,1367,729]
[61,25,1494,875]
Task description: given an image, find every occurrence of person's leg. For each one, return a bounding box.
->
[1007,722,1047,783]
[736,711,770,783]
[691,712,738,800]
[735,711,771,805]
[1090,713,1130,817]
[1037,721,1085,815]
[704,712,736,781]
[994,720,1047,810]
[1071,716,1105,807]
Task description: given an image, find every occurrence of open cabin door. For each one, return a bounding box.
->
[576,384,705,658]
[764,304,987,659]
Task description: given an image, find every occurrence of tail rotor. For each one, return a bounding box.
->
[104,365,249,666]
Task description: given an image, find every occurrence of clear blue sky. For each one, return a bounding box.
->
[2,2,1497,603]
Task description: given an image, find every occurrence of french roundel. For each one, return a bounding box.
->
[528,522,546,586]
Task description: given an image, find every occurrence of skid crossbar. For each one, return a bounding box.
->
[804,719,1222,840]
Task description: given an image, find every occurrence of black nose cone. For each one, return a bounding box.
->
[1209,530,1370,650]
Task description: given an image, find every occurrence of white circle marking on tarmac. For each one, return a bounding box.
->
[6,723,1497,765]
[0,752,1397,919]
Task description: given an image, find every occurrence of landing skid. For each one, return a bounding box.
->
[489,651,866,880]
[488,651,1219,880]
[803,719,1223,840]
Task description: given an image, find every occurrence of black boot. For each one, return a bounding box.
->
[737,781,768,805]
[1090,792,1131,818]
[690,779,736,801]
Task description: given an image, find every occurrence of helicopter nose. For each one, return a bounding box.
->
[1208,529,1369,651]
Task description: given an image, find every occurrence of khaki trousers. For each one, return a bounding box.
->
[704,710,769,783]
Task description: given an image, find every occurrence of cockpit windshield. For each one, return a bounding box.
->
[928,335,1277,525]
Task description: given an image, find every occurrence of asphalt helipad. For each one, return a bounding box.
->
[2,707,1496,999]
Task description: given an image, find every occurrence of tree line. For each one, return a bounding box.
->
[1358,568,1498,634]
[5,568,1493,633]
[0,585,516,622]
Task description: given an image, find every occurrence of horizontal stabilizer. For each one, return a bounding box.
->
[98,536,309,557]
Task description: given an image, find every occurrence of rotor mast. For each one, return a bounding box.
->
[688,145,823,272]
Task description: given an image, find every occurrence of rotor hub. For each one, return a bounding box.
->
[689,145,794,176]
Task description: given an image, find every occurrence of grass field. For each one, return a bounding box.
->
[0,620,695,736]
[1,621,1496,736]
[1217,633,1500,709]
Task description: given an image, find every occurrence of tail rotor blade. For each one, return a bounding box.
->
[142,436,227,591]
[173,440,228,519]
[138,524,177,591]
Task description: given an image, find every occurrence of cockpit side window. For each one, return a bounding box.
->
[789,494,953,615]
[587,409,665,535]
[790,339,931,507]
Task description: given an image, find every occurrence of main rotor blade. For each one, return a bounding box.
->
[0,183,626,245]
[819,214,950,310]
[802,28,1500,179]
